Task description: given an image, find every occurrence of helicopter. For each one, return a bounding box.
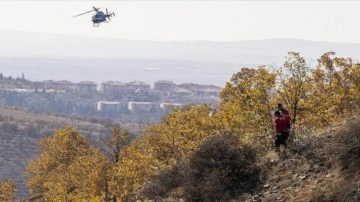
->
[73,7,115,27]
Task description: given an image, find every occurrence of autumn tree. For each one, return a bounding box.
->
[99,126,133,163]
[300,52,357,128]
[98,125,134,201]
[304,52,341,127]
[26,127,108,201]
[108,104,220,200]
[0,179,16,202]
[218,67,276,144]
[109,135,161,201]
[271,52,314,139]
[274,52,311,125]
[273,52,360,133]
[332,56,360,113]
[146,104,219,164]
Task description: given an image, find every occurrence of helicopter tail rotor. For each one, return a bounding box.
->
[106,8,115,20]
[106,8,110,21]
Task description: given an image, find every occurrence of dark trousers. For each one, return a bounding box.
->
[275,132,289,148]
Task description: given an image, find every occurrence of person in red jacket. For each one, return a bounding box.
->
[278,103,291,131]
[274,111,289,151]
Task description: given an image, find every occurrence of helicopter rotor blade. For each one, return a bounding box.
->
[93,7,100,11]
[72,10,95,18]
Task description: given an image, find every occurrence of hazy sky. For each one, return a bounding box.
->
[2,1,360,43]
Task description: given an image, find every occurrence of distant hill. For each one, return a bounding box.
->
[1,29,360,64]
[1,29,360,87]
[0,57,241,87]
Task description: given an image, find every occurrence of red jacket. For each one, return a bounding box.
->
[275,116,287,133]
[280,109,291,128]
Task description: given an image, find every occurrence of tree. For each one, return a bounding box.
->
[109,135,161,201]
[275,52,310,124]
[99,126,132,163]
[273,52,312,137]
[0,179,16,202]
[146,104,219,164]
[109,105,219,200]
[302,52,356,128]
[332,56,360,113]
[98,125,134,202]
[26,127,108,201]
[218,67,276,143]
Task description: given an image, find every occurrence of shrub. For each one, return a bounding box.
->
[184,134,262,201]
[141,161,187,199]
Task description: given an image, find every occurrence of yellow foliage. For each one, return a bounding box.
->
[147,104,219,163]
[218,67,276,140]
[0,179,16,202]
[101,126,131,163]
[109,105,220,200]
[297,52,359,129]
[109,135,162,201]
[26,127,109,201]
[274,52,360,134]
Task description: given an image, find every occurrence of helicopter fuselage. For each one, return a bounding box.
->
[92,11,107,23]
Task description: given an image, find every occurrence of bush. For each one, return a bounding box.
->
[338,121,360,170]
[142,161,187,199]
[184,134,262,201]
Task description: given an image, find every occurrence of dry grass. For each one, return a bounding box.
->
[237,115,360,202]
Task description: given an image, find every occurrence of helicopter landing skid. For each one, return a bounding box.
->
[93,23,100,27]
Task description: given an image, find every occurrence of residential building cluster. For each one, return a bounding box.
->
[0,75,222,122]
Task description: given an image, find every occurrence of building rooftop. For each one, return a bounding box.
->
[78,81,96,85]
[155,80,175,84]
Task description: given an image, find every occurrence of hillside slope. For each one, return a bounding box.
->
[245,116,360,201]
[0,107,114,199]
[157,116,360,201]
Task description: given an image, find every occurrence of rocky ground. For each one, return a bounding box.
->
[243,117,360,202]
